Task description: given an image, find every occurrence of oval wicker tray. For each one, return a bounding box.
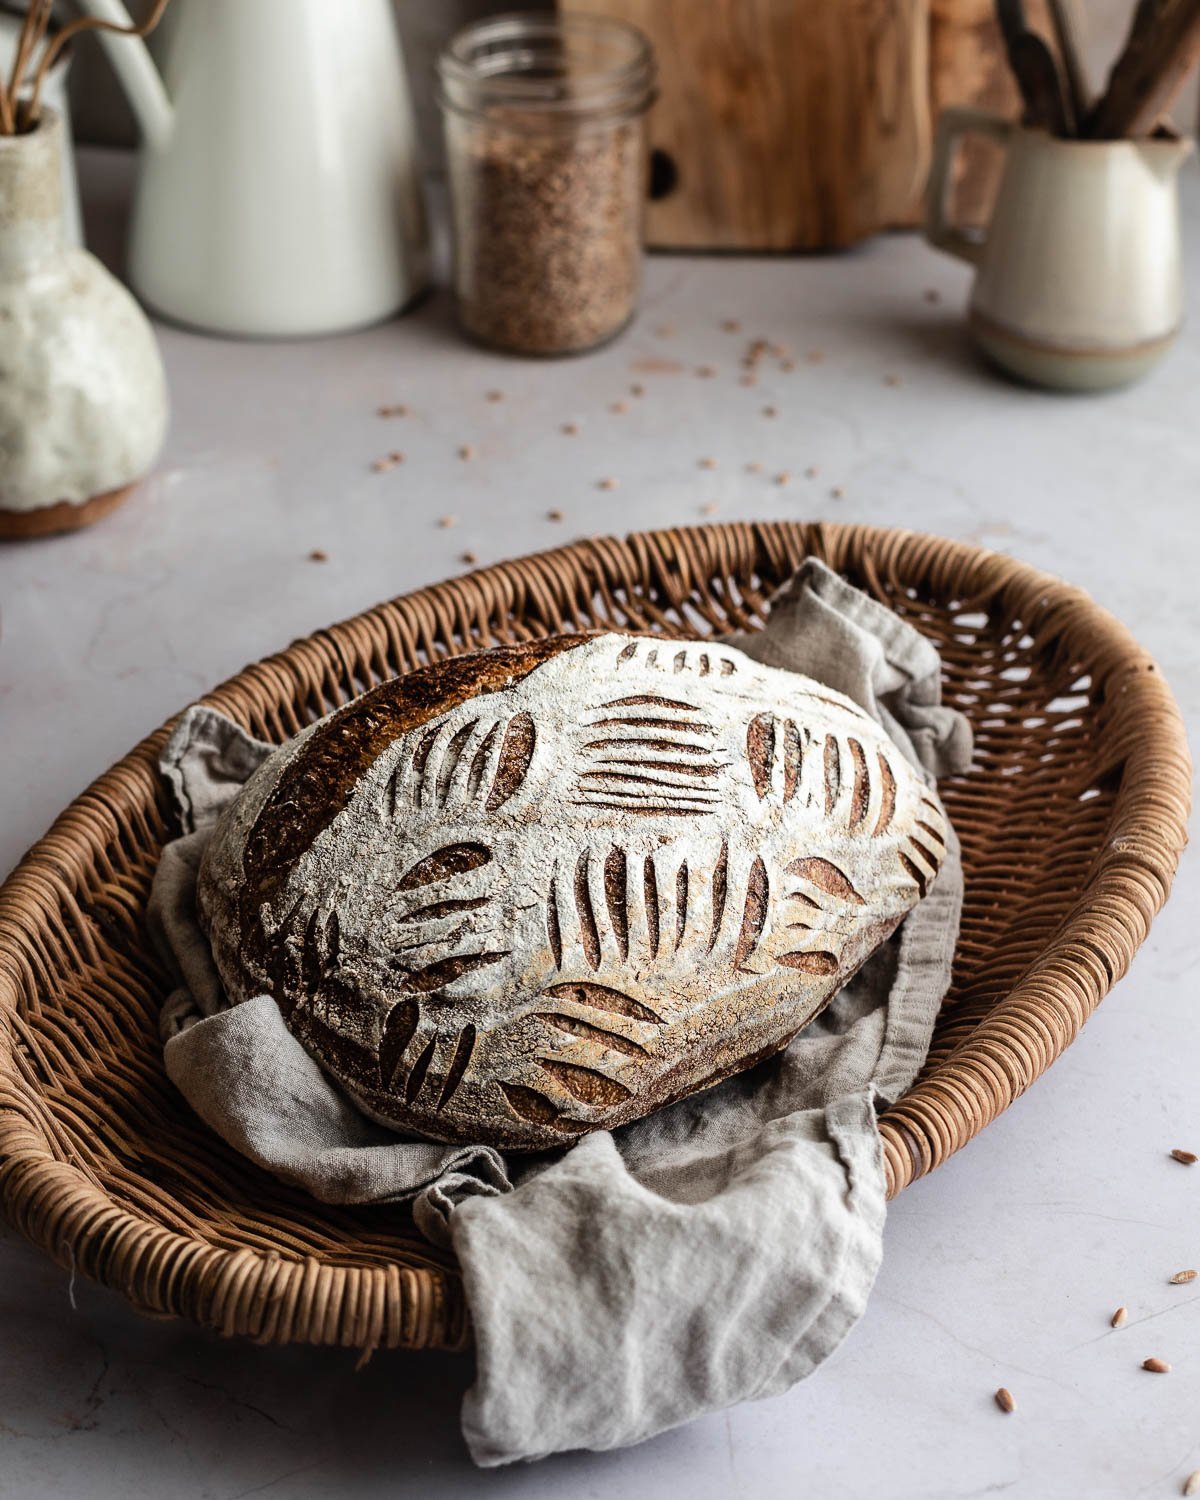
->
[0,523,1190,1354]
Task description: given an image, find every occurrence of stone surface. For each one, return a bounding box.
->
[0,149,1196,1496]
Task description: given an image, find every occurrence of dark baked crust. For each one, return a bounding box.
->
[240,634,590,932]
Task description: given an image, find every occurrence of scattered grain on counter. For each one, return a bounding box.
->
[597,477,618,491]
[924,288,941,304]
[739,374,757,387]
[699,457,717,470]
[831,486,845,499]
[547,507,564,522]
[611,400,628,414]
[438,514,459,529]
[993,1388,1016,1414]
[1170,1148,1197,1164]
[388,450,405,464]
[1169,1269,1197,1284]
[1111,1306,1129,1328]
[696,365,717,378]
[458,444,475,461]
[774,471,790,487]
[561,421,580,436]
[460,550,478,565]
[371,457,395,473]
[630,383,645,397]
[721,318,741,333]
[308,548,328,563]
[377,403,408,418]
[700,502,718,515]
[1183,1469,1200,1496]
[762,405,777,418]
[883,374,901,387]
[745,461,763,474]
[485,389,504,402]
[805,465,819,478]
[806,350,825,364]
[780,358,796,372]
[655,323,675,338]
[1143,1358,1171,1373]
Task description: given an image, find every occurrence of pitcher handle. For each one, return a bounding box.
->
[73,0,173,149]
[925,106,1014,266]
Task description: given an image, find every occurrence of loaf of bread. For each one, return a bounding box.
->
[197,632,948,1150]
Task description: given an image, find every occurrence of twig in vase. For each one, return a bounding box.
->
[9,0,54,100]
[2,0,54,134]
[2,0,173,135]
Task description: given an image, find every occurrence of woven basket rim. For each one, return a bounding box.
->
[0,521,1190,1352]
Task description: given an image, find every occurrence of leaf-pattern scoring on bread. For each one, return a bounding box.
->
[197,633,948,1150]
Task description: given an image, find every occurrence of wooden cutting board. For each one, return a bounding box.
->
[558,0,931,250]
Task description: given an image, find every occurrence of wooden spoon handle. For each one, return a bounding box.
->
[1047,0,1093,118]
[1010,31,1076,135]
[995,0,1028,52]
[1088,0,1200,138]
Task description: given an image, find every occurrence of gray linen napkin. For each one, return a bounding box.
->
[148,559,971,1466]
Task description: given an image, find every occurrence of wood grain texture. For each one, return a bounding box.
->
[558,0,931,249]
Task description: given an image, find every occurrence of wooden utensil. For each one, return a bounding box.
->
[1086,0,1171,134]
[994,0,1075,133]
[1046,0,1092,117]
[1010,28,1076,132]
[1087,0,1200,138]
[994,0,1027,53]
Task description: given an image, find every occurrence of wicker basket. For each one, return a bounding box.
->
[0,523,1189,1354]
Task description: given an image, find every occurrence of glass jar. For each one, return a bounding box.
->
[438,12,656,357]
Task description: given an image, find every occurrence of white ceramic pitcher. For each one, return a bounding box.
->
[78,0,429,337]
[926,106,1193,391]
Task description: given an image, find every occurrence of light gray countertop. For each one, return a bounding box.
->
[0,150,1197,1500]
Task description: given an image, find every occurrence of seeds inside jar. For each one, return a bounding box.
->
[440,16,654,358]
[446,121,645,355]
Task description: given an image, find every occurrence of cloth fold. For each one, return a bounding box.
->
[148,559,972,1466]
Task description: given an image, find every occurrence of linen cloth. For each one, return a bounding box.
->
[148,559,972,1466]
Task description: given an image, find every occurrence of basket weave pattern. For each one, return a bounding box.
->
[0,524,1190,1353]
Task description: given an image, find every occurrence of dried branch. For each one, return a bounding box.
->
[9,0,54,101]
[6,0,173,133]
[3,0,53,134]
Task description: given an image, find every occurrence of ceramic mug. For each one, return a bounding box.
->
[926,106,1193,391]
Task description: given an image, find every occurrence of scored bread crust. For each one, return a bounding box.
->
[198,632,948,1150]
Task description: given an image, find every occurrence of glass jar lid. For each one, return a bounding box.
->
[438,12,656,126]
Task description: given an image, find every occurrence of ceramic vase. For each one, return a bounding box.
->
[0,108,168,538]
